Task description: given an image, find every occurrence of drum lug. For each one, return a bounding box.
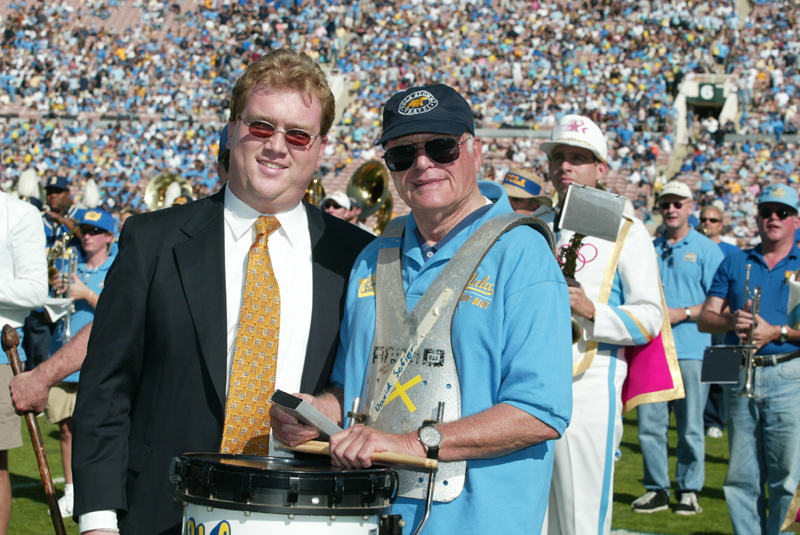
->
[287,475,300,503]
[243,511,251,517]
[379,514,405,535]
[330,515,337,521]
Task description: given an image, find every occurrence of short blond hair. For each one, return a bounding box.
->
[229,49,335,136]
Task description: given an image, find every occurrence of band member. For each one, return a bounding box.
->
[699,183,800,535]
[535,115,667,535]
[72,49,374,535]
[501,168,553,215]
[48,209,118,518]
[633,182,723,515]
[0,191,47,535]
[272,83,573,534]
[23,175,82,371]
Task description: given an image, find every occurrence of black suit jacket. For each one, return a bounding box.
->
[72,190,374,534]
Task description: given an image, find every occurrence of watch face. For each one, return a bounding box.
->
[419,425,442,447]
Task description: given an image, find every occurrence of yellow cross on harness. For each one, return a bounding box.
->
[384,375,423,413]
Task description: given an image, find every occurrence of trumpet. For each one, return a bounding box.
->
[736,264,759,398]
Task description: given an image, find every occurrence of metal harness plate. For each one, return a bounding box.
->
[358,212,555,502]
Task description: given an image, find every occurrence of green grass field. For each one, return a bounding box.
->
[8,413,732,535]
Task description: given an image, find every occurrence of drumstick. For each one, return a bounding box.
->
[2,325,67,535]
[276,440,439,469]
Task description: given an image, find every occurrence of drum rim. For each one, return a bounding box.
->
[172,453,398,516]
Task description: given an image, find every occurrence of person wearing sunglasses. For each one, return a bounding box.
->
[320,190,351,221]
[633,181,724,516]
[72,49,374,535]
[535,115,672,535]
[699,183,800,535]
[272,83,572,535]
[47,208,117,519]
[697,204,739,442]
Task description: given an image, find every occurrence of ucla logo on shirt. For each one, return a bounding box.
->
[683,252,697,263]
[398,91,438,115]
[358,274,376,297]
[460,272,494,310]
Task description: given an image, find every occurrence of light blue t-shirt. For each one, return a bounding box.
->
[330,181,573,535]
[50,253,114,382]
[654,229,724,360]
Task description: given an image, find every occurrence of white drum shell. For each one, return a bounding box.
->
[182,503,380,535]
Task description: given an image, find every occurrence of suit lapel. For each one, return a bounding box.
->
[301,204,336,394]
[173,191,228,409]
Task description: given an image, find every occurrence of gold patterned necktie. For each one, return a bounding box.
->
[220,215,281,455]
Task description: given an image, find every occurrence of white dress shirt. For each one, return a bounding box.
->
[79,189,313,533]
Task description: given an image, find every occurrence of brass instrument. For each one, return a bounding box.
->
[47,228,78,282]
[60,247,78,342]
[347,160,393,235]
[144,172,193,211]
[737,264,759,398]
[304,174,326,206]
[557,233,586,344]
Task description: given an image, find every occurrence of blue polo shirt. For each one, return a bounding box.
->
[655,229,724,360]
[708,244,800,355]
[718,240,740,257]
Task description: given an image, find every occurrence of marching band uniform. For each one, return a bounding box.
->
[331,182,573,534]
[537,207,671,535]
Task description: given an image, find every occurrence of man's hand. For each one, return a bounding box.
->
[668,307,687,325]
[733,304,780,349]
[10,368,50,413]
[329,424,421,469]
[269,393,321,447]
[565,277,595,320]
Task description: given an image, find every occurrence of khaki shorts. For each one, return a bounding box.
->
[0,364,23,450]
[45,382,78,425]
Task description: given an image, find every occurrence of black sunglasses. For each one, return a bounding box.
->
[659,200,686,210]
[699,217,720,223]
[239,117,319,147]
[323,201,344,210]
[80,225,106,236]
[759,206,796,220]
[382,138,468,172]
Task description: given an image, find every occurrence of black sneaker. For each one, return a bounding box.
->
[631,490,669,513]
[674,491,703,515]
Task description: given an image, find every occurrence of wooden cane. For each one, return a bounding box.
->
[2,325,67,535]
[276,439,439,469]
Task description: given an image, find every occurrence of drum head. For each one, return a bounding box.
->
[172,453,397,516]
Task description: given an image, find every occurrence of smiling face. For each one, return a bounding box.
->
[548,144,607,201]
[227,85,328,214]
[385,132,483,224]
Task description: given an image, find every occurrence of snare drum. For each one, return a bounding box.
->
[171,454,398,535]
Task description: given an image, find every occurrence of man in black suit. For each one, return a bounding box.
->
[72,49,374,535]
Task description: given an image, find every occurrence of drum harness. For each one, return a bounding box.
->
[349,212,555,534]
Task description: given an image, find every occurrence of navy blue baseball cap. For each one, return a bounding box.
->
[45,175,69,191]
[375,84,475,146]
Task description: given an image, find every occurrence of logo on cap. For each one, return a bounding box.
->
[50,177,57,185]
[398,91,438,116]
[771,187,786,198]
[85,211,102,221]
[564,119,588,134]
[505,173,528,189]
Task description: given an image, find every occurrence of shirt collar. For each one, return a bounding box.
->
[224,186,307,246]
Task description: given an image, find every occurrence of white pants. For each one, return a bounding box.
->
[542,351,628,535]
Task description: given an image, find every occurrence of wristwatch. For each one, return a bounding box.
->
[684,307,692,320]
[418,421,442,460]
[780,325,790,343]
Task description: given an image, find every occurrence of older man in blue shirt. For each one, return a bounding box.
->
[700,183,800,535]
[633,181,723,515]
